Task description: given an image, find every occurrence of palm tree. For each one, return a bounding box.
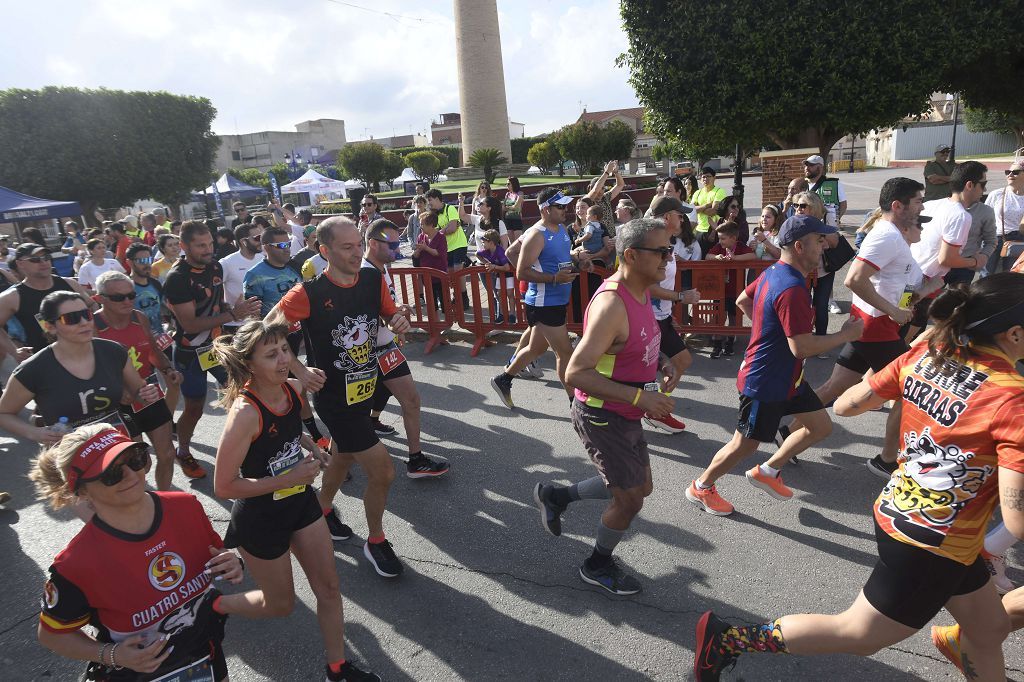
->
[468,148,509,184]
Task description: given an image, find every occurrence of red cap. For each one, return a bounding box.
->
[66,428,139,492]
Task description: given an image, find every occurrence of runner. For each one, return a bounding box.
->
[270,216,412,578]
[362,219,450,478]
[694,272,1024,682]
[645,196,700,433]
[685,216,863,516]
[491,188,592,409]
[33,424,245,682]
[219,221,265,335]
[0,242,94,359]
[93,271,181,490]
[212,320,380,682]
[933,579,1024,675]
[533,218,677,595]
[164,220,261,479]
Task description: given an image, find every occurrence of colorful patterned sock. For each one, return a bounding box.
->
[720,620,788,656]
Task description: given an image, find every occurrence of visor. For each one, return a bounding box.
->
[538,191,574,209]
[66,428,140,492]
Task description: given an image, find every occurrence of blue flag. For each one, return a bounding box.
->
[268,172,282,204]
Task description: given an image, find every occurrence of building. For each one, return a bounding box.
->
[346,133,430,149]
[430,113,525,147]
[576,107,658,167]
[213,118,347,173]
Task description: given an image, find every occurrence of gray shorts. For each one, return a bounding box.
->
[571,399,649,489]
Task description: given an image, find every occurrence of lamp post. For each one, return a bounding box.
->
[284,151,305,180]
[732,143,744,204]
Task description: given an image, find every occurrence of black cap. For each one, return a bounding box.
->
[14,243,49,259]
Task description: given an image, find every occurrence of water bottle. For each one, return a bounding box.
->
[46,416,70,437]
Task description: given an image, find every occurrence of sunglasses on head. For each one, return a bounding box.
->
[104,291,136,302]
[77,445,150,491]
[55,308,94,326]
[631,245,674,259]
[267,241,291,250]
[19,254,51,263]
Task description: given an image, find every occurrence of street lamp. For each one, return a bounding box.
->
[284,151,305,179]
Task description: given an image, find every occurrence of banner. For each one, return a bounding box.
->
[268,172,282,204]
[211,183,225,220]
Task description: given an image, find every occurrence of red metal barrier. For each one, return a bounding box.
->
[672,260,775,335]
[388,267,453,354]
[450,266,528,355]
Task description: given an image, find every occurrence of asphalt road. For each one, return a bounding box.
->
[1,167,1021,681]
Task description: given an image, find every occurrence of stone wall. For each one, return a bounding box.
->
[760,147,817,207]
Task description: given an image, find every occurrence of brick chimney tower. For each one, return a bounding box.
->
[453,0,512,166]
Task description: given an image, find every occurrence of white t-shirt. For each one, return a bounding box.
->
[77,258,125,289]
[673,238,702,263]
[466,215,507,246]
[219,250,264,311]
[912,199,971,279]
[652,256,677,321]
[984,187,1024,237]
[361,258,395,346]
[851,221,922,339]
[289,222,306,256]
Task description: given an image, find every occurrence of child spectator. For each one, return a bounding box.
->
[574,204,608,266]
[706,220,755,359]
[476,229,516,324]
[414,211,448,313]
[406,195,428,264]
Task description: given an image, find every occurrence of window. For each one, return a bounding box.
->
[231,151,241,161]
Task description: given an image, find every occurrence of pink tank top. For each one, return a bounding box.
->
[574,279,661,420]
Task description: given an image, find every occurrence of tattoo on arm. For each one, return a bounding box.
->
[1003,487,1024,512]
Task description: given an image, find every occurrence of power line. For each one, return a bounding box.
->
[321,0,446,26]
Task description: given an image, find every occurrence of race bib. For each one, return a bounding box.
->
[153,331,173,351]
[131,372,166,413]
[345,368,377,406]
[643,381,660,393]
[378,346,406,375]
[268,439,305,501]
[80,410,131,437]
[152,654,213,682]
[898,285,915,310]
[196,344,220,371]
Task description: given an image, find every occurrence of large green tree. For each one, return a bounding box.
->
[337,142,394,191]
[0,87,218,213]
[527,141,562,173]
[619,0,1024,158]
[965,107,1024,149]
[601,119,638,164]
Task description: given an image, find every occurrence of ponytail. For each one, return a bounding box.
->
[212,320,291,408]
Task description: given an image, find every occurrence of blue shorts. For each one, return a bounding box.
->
[173,345,228,400]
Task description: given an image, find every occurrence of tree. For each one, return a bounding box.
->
[602,119,637,164]
[511,135,549,164]
[404,150,442,182]
[468,148,508,184]
[527,141,562,173]
[965,106,1024,149]
[552,120,604,176]
[337,142,391,191]
[227,167,270,189]
[0,86,218,215]
[619,1,1024,158]
[382,151,405,190]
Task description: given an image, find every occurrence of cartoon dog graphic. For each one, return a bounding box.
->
[331,315,377,370]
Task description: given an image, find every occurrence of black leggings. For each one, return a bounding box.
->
[810,271,835,335]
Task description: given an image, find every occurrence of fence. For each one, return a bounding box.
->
[389,259,780,356]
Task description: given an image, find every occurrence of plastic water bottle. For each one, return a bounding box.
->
[46,416,70,437]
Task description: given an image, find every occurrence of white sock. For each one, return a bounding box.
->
[759,463,780,477]
[985,522,1018,557]
[695,479,713,490]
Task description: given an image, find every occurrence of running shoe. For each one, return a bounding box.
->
[176,450,206,479]
[930,624,963,674]
[773,424,792,447]
[709,343,724,359]
[533,482,568,536]
[745,466,794,500]
[0,491,10,505]
[723,339,735,357]
[490,373,515,409]
[694,611,738,681]
[372,419,397,435]
[406,454,450,479]
[579,558,642,595]
[643,414,686,433]
[828,300,842,314]
[982,550,1015,594]
[325,660,382,682]
[866,455,898,479]
[363,539,403,578]
[685,481,734,516]
[324,509,353,541]
[519,361,543,379]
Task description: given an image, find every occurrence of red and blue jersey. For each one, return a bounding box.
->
[736,262,814,402]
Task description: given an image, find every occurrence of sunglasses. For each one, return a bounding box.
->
[19,254,51,263]
[104,291,137,302]
[267,241,291,250]
[133,256,153,264]
[1007,170,1022,177]
[56,308,94,326]
[631,245,674,259]
[78,446,150,490]
[794,203,811,209]
[976,180,988,189]
[361,202,375,207]
[372,239,401,249]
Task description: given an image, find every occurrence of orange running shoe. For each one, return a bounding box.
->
[931,624,963,674]
[686,481,734,516]
[176,451,206,479]
[745,466,793,500]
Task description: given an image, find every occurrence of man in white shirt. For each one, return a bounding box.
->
[219,221,264,333]
[906,161,989,341]
[983,159,1024,275]
[77,238,125,290]
[289,208,314,255]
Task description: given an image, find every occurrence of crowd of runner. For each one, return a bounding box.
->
[1,157,1023,681]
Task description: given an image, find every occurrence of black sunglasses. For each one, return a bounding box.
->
[78,445,150,490]
[794,203,811,209]
[372,238,401,250]
[361,202,375,207]
[1006,170,1022,177]
[56,308,94,326]
[104,291,137,302]
[19,254,51,263]
[631,245,674,259]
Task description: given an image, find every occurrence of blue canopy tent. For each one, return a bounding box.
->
[0,185,82,223]
[191,174,267,220]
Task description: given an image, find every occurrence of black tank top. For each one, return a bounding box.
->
[15,277,73,351]
[239,382,304,485]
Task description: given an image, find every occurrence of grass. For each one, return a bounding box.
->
[375,174,596,198]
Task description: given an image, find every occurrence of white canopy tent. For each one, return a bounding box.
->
[279,169,348,201]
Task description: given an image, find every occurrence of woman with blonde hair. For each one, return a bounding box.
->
[34,422,245,681]
[793,191,841,341]
[211,320,380,682]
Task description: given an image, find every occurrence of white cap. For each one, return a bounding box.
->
[804,154,825,166]
[935,144,951,153]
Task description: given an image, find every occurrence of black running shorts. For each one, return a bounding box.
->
[571,399,649,490]
[315,396,379,453]
[524,303,567,328]
[658,316,688,359]
[224,488,323,560]
[736,383,824,443]
[119,398,172,436]
[835,338,909,375]
[863,522,990,629]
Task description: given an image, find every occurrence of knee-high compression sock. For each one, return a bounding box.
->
[571,476,611,501]
[985,522,1017,556]
[719,620,789,656]
[587,523,625,568]
[302,418,324,441]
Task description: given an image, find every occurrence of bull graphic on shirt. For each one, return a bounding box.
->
[330,315,378,371]
[877,427,992,545]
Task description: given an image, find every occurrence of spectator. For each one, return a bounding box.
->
[984,159,1024,274]
[471,181,491,215]
[684,174,700,205]
[692,166,728,253]
[503,176,525,238]
[476,229,516,324]
[61,221,86,256]
[716,194,750,244]
[406,195,427,265]
[574,204,609,267]
[615,198,641,227]
[289,208,314,255]
[804,154,847,227]
[107,222,134,272]
[749,205,783,261]
[414,181,429,196]
[570,196,595,244]
[457,194,509,248]
[77,239,125,290]
[779,177,810,219]
[215,226,237,260]
[426,188,468,304]
[792,191,839,340]
[413,211,448,312]
[706,221,756,359]
[153,207,173,231]
[151,233,181,283]
[230,201,250,228]
[138,212,159,246]
[923,144,954,201]
[358,194,383,236]
[585,160,625,238]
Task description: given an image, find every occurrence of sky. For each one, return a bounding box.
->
[4,0,639,141]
